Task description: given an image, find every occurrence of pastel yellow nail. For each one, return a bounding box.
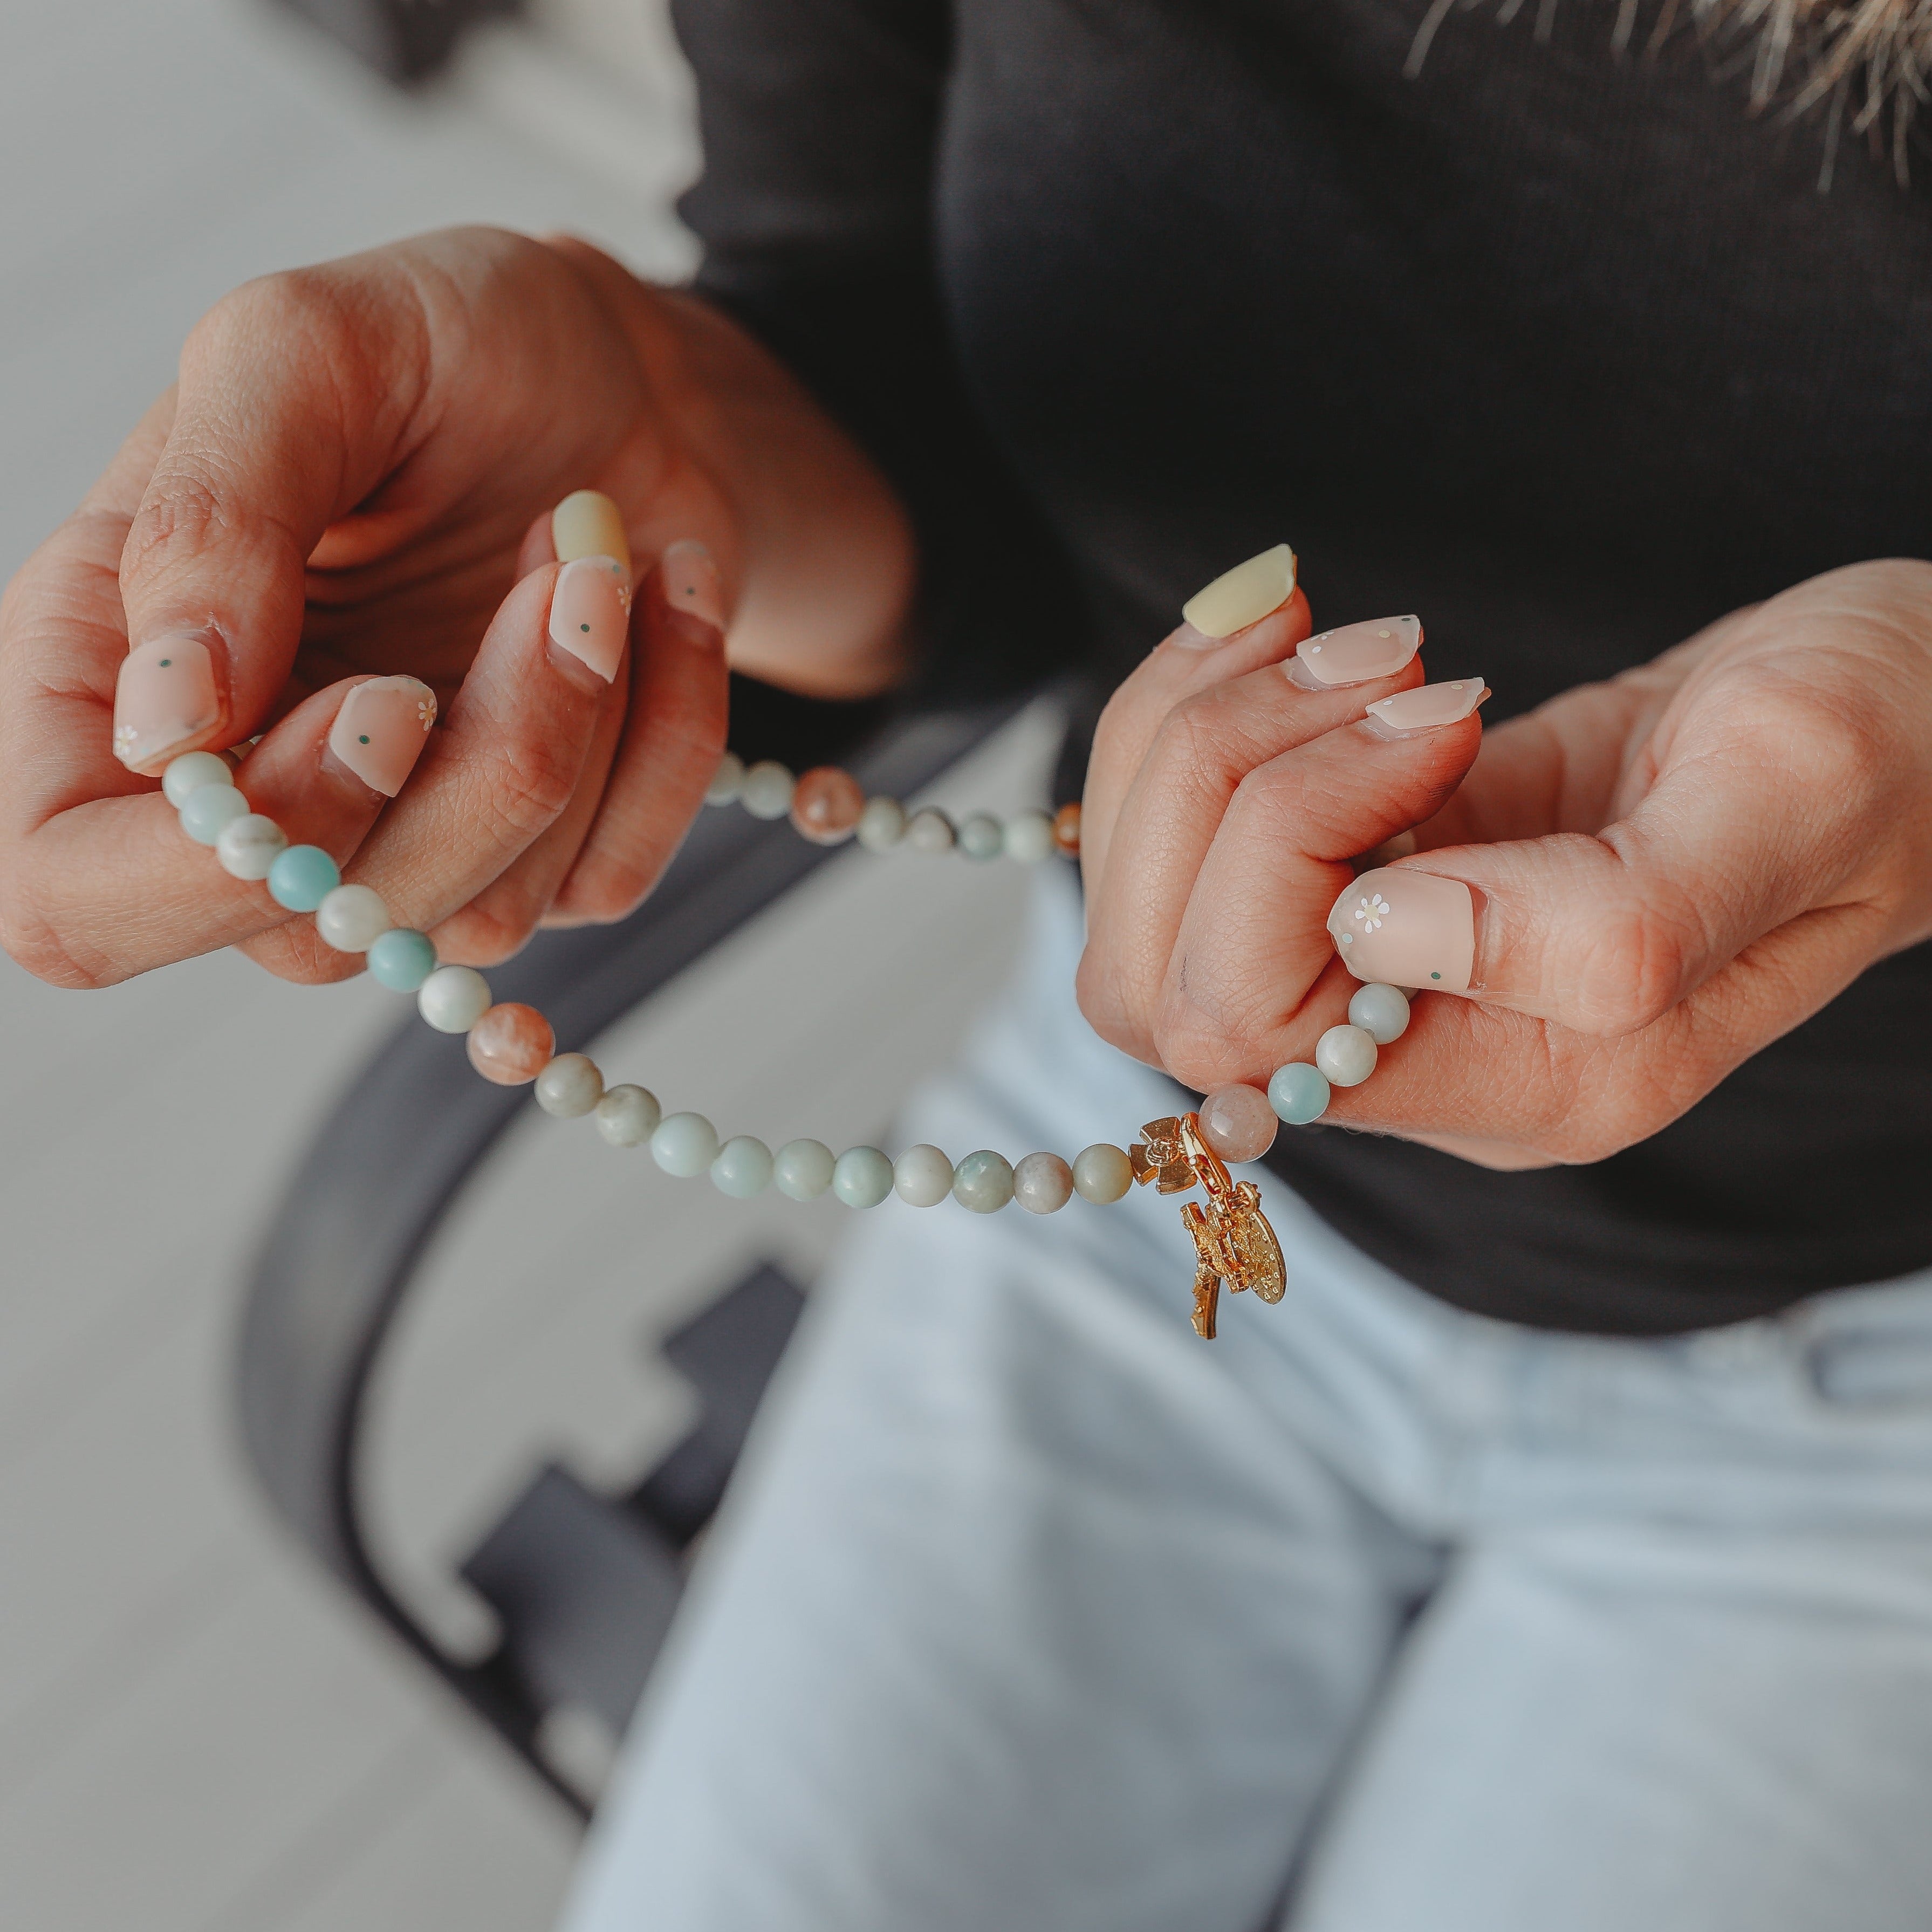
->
[551,490,631,577]
[1180,544,1298,640]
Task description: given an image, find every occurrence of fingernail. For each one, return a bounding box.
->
[113,631,221,770]
[549,557,629,682]
[1180,544,1298,640]
[552,489,632,577]
[1327,867,1475,993]
[1363,677,1488,739]
[327,676,437,797]
[1289,615,1422,690]
[661,539,725,631]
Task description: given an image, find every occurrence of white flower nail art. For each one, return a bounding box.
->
[416,694,436,730]
[1353,892,1390,932]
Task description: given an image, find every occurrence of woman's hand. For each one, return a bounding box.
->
[1078,557,1932,1168]
[0,226,913,989]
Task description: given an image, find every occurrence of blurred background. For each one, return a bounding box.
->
[0,3,1057,1924]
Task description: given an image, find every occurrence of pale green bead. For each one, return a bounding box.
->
[535,1052,603,1118]
[1002,811,1057,864]
[1072,1143,1133,1204]
[953,1149,1014,1212]
[1012,1152,1074,1214]
[739,761,795,820]
[1347,982,1411,1045]
[904,807,954,854]
[893,1143,954,1207]
[162,751,235,809]
[366,928,437,991]
[179,783,249,845]
[832,1146,894,1208]
[957,813,1004,862]
[711,1135,773,1197]
[774,1139,836,1200]
[706,751,746,806]
[856,796,906,852]
[652,1112,720,1177]
[267,844,340,912]
[1269,1062,1331,1125]
[1315,1024,1378,1088]
[595,1084,660,1147]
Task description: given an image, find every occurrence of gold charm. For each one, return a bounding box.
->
[1129,1114,1286,1340]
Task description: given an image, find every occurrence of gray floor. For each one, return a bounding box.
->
[0,5,1049,1924]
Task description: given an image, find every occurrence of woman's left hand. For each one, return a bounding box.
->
[1077,558,1932,1168]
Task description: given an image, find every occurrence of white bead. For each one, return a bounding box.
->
[595,1084,660,1146]
[316,883,392,953]
[705,751,745,806]
[536,1052,603,1118]
[893,1144,954,1207]
[1315,1023,1379,1088]
[773,1138,835,1199]
[1002,810,1057,863]
[162,751,235,809]
[652,1112,720,1177]
[418,965,492,1033]
[1347,982,1411,1045]
[738,761,795,820]
[904,807,954,853]
[711,1135,773,1197]
[214,812,287,881]
[856,797,906,851]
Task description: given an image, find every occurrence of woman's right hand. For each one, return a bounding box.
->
[0,226,914,990]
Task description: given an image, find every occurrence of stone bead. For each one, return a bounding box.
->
[1198,1083,1279,1162]
[904,807,955,854]
[535,1052,603,1118]
[953,1149,1014,1213]
[1012,1151,1074,1215]
[893,1143,954,1208]
[1072,1143,1133,1204]
[179,783,249,846]
[774,1138,836,1200]
[711,1135,774,1198]
[595,1084,661,1147]
[1348,981,1412,1045]
[367,928,437,992]
[705,751,745,806]
[957,812,1004,862]
[652,1111,721,1177]
[316,883,392,953]
[214,812,287,881]
[1002,810,1057,864]
[162,750,235,809]
[1315,1023,1379,1088]
[856,797,906,852]
[1052,801,1083,857]
[417,965,491,1034]
[267,844,341,913]
[832,1146,894,1208]
[790,766,866,845]
[1268,1061,1331,1126]
[467,1002,555,1086]
[738,761,796,821]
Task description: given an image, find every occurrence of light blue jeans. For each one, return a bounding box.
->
[559,874,1932,1931]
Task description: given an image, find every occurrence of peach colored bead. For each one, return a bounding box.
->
[1053,801,1083,855]
[466,1002,556,1086]
[790,766,865,845]
[1198,1083,1278,1162]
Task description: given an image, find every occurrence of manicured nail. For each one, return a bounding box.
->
[552,489,631,577]
[113,632,221,770]
[327,676,437,797]
[549,556,629,682]
[1290,615,1422,690]
[1326,867,1475,993]
[661,539,724,631]
[1364,677,1488,739]
[1179,544,1298,640]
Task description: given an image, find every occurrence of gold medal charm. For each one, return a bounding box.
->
[1129,1114,1286,1339]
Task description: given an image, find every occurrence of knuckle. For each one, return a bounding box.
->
[480,739,579,840]
[1571,900,1693,1035]
[1073,948,1147,1060]
[438,895,539,969]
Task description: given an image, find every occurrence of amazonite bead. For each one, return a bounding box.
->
[706,751,745,806]
[739,761,795,821]
[1073,1143,1133,1204]
[367,928,437,991]
[1316,1024,1378,1088]
[268,844,341,912]
[652,1112,721,1177]
[1348,981,1411,1045]
[957,813,1004,862]
[894,1144,954,1207]
[595,1084,661,1147]
[1003,810,1057,863]
[316,883,391,953]
[215,812,287,881]
[1269,1062,1331,1125]
[904,807,954,854]
[1013,1151,1074,1214]
[832,1146,894,1208]
[162,751,235,809]
[856,796,906,852]
[774,1139,835,1200]
[417,965,491,1033]
[953,1149,1014,1213]
[535,1052,603,1118]
[711,1135,773,1197]
[179,784,249,846]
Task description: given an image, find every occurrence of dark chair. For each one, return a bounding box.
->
[234,680,1047,1817]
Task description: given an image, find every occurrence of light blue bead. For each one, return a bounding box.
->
[953,1149,1015,1213]
[1269,1061,1331,1126]
[832,1146,894,1209]
[178,784,249,846]
[957,813,1004,861]
[774,1139,835,1200]
[1348,981,1411,1045]
[710,1136,773,1198]
[268,844,341,912]
[652,1112,720,1179]
[366,928,437,991]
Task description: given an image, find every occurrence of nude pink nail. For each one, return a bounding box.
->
[1327,867,1475,992]
[661,540,724,631]
[327,676,436,797]
[1363,678,1488,739]
[549,557,629,682]
[113,632,220,769]
[1289,615,1422,690]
